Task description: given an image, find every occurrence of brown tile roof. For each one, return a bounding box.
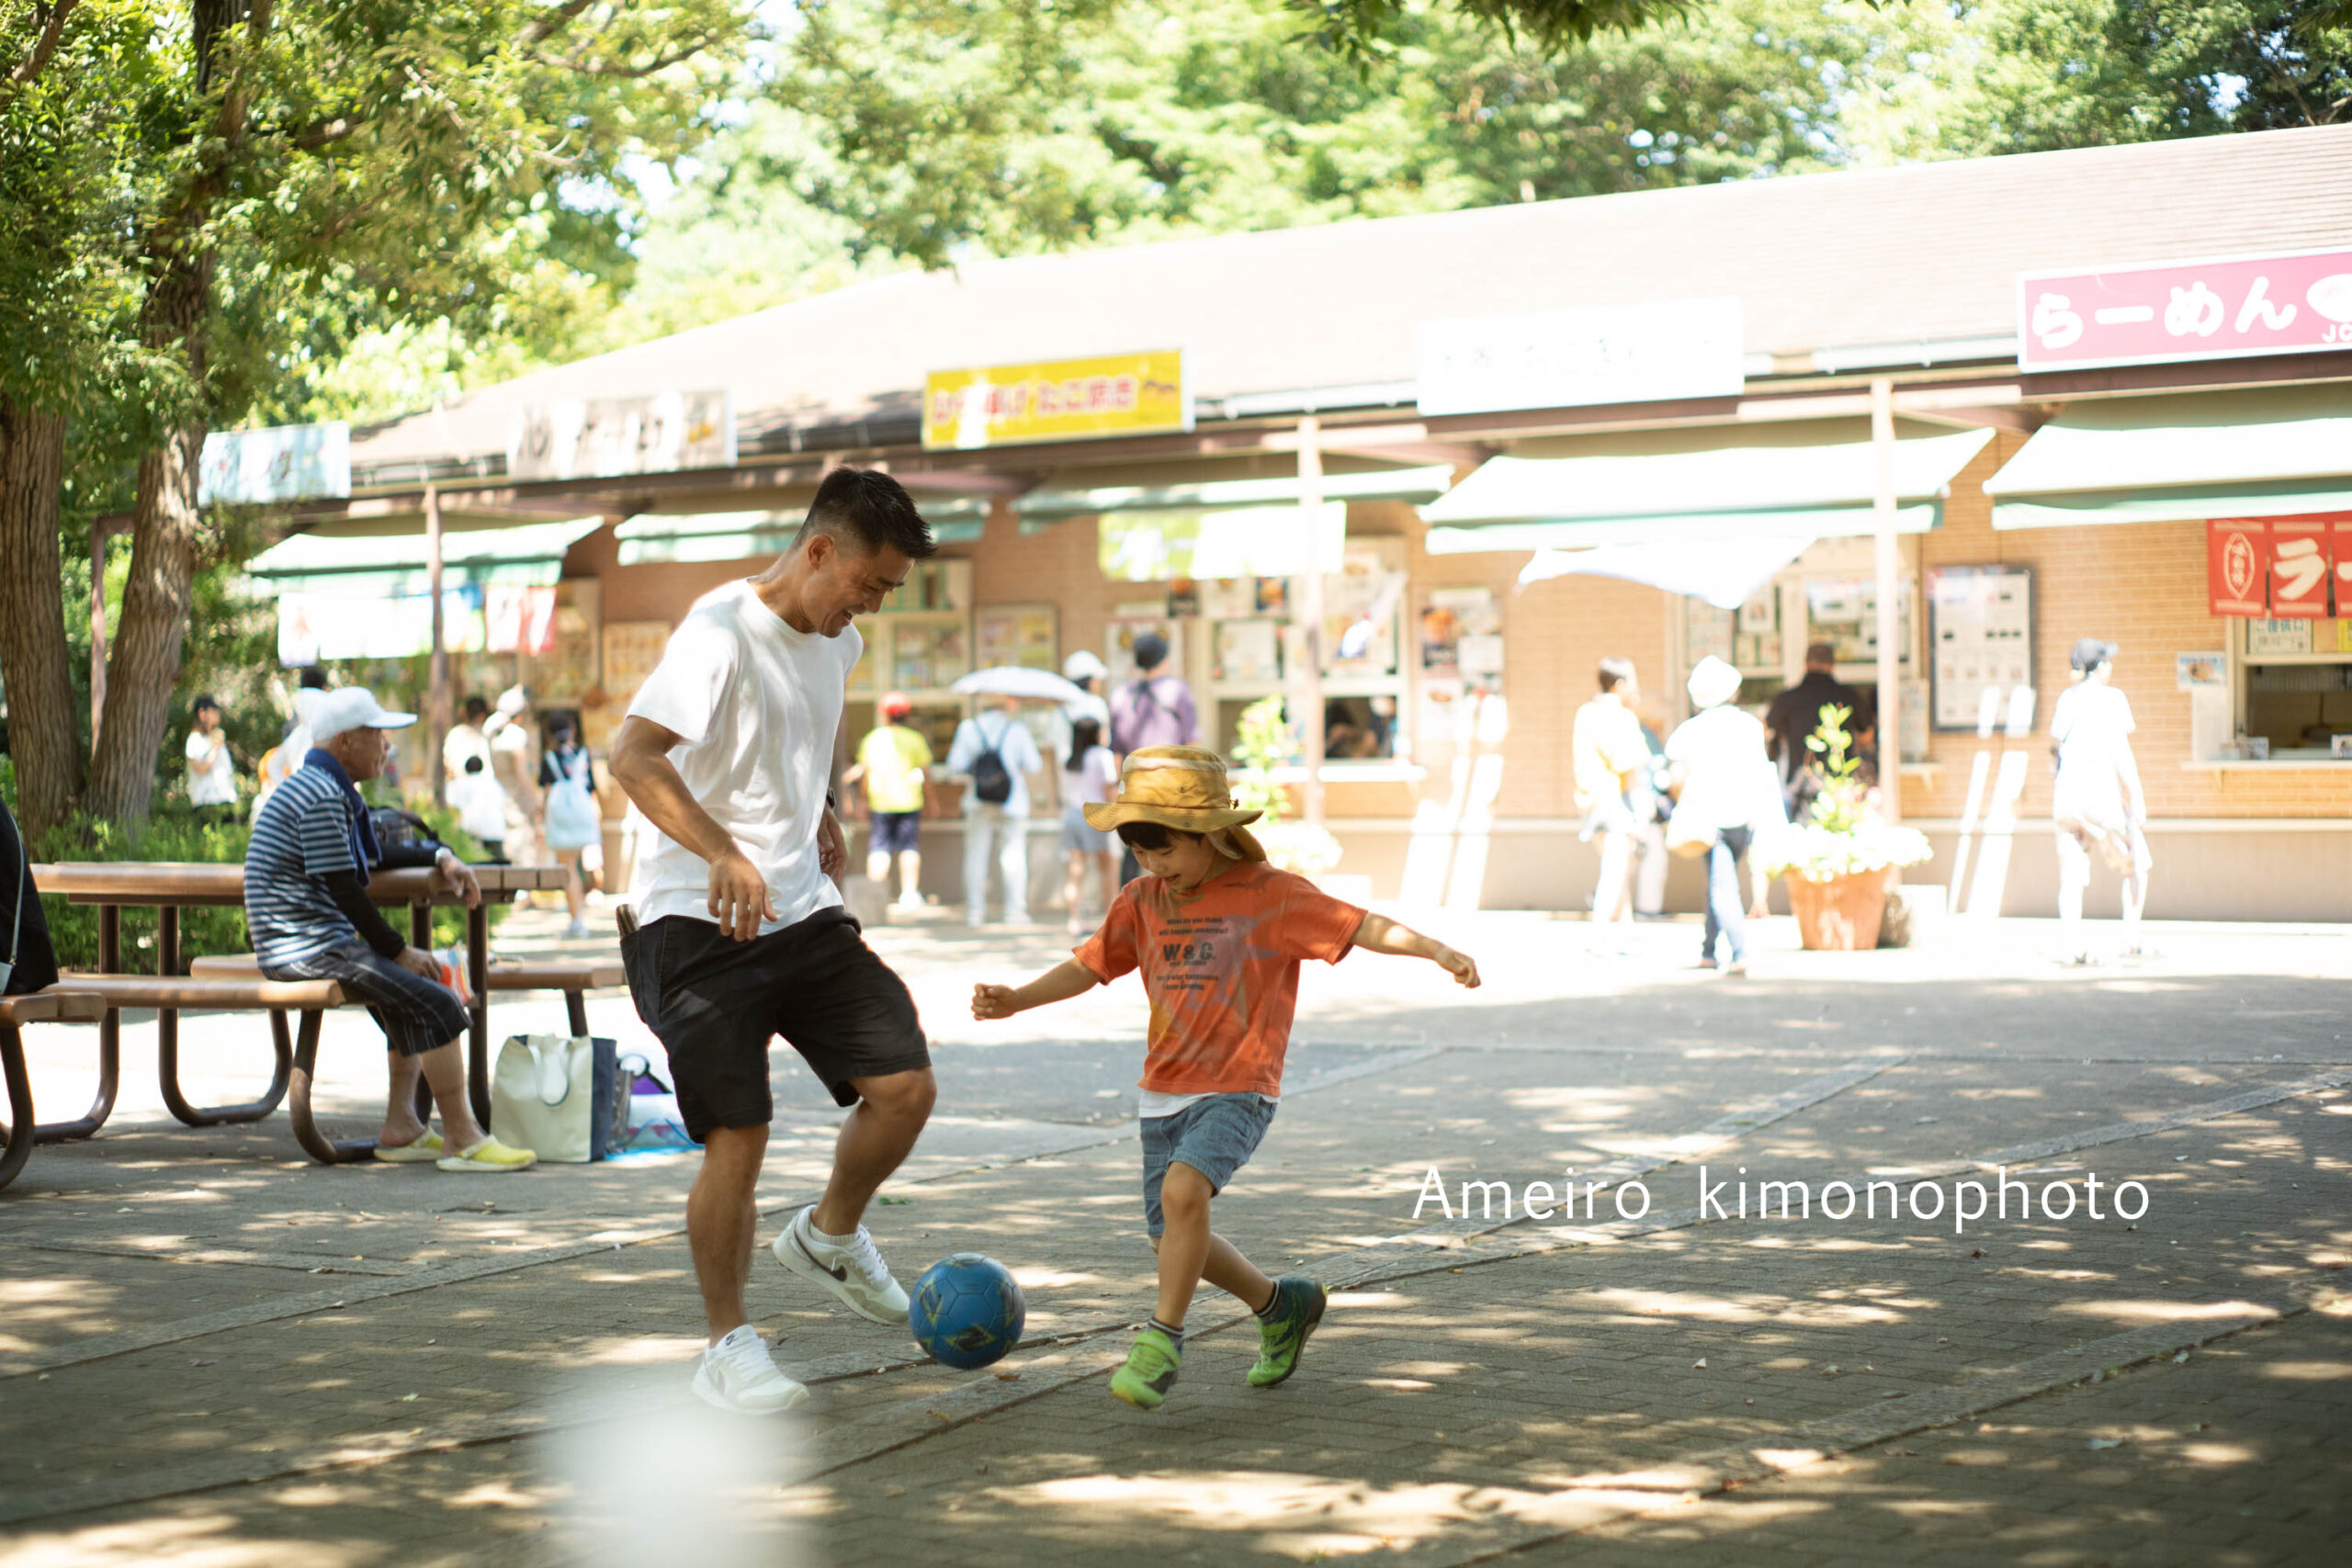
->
[352,125,2352,476]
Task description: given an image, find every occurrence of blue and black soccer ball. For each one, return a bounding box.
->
[909,1252,1026,1371]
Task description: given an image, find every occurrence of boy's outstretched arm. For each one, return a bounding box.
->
[1351,912,1481,988]
[973,958,1102,1021]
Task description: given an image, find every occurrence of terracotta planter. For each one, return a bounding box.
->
[1783,868,1891,952]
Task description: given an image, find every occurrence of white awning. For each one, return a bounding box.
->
[244,516,605,593]
[1015,465,1453,526]
[1422,427,1993,554]
[1984,386,2352,530]
[1519,536,1815,609]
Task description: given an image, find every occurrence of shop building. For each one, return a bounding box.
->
[244,124,2352,920]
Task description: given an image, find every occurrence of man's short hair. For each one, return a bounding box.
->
[795,468,937,560]
[1597,659,1635,694]
[463,695,490,722]
[192,694,220,716]
[1805,642,1837,668]
[464,754,485,774]
[1133,630,1170,671]
[297,666,330,690]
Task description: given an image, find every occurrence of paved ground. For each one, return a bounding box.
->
[2,899,2346,1567]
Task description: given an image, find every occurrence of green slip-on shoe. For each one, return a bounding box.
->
[1248,1276,1328,1389]
[1110,1328,1182,1411]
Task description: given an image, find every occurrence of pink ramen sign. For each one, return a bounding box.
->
[2018,247,2352,373]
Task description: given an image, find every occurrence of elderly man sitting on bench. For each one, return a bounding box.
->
[245,687,536,1173]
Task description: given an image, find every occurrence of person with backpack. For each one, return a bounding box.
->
[538,716,601,939]
[947,693,1044,926]
[1108,629,1198,886]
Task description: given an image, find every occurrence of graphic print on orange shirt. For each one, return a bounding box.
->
[1074,862,1363,1098]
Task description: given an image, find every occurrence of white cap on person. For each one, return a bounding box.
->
[310,687,417,742]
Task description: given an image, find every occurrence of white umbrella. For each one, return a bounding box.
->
[951,665,1089,704]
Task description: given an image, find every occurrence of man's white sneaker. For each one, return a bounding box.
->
[772,1205,911,1325]
[691,1325,808,1415]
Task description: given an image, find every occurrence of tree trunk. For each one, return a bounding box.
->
[85,254,211,825]
[0,397,83,835]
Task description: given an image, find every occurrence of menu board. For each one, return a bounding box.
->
[976,604,1057,671]
[1928,565,2035,732]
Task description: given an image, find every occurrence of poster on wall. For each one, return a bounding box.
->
[1106,604,1184,679]
[1419,587,1497,680]
[1684,600,1735,669]
[2267,516,2334,618]
[522,581,600,706]
[1216,619,1283,682]
[601,620,673,706]
[976,604,1057,671]
[1927,565,2034,732]
[2207,518,2269,617]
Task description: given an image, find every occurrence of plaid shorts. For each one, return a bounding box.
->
[264,940,469,1057]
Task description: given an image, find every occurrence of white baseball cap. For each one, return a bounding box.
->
[1062,650,1108,682]
[310,687,417,742]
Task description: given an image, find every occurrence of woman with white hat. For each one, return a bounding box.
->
[1666,656,1785,976]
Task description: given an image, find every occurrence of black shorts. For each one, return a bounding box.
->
[618,908,929,1142]
[869,810,922,855]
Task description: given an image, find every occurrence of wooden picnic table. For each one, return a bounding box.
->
[28,861,569,1140]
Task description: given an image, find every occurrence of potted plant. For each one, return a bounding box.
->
[1755,705,1932,951]
[1229,695,1341,877]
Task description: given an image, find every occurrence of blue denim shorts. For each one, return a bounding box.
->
[1140,1092,1277,1237]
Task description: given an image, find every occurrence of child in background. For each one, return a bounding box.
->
[972,746,1480,1411]
[450,754,510,863]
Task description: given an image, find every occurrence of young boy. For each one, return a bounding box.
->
[972,745,1479,1411]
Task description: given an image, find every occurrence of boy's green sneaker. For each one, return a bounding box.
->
[1110,1328,1182,1411]
[1248,1275,1328,1388]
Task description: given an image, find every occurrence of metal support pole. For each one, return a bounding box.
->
[425,483,449,809]
[1295,416,1326,828]
[1871,377,1903,825]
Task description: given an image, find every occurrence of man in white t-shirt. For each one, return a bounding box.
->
[185,695,237,818]
[609,468,939,1417]
[1572,659,1647,931]
[2050,637,2151,964]
[1666,657,1785,977]
[947,694,1046,926]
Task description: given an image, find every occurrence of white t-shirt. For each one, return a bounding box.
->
[186,728,236,806]
[1665,706,1783,833]
[946,710,1045,818]
[2051,681,2137,825]
[626,580,858,934]
[1063,744,1118,808]
[449,771,511,843]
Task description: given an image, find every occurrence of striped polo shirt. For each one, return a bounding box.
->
[244,761,364,967]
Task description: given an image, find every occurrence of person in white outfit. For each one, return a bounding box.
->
[2050,637,2151,964]
[947,694,1044,925]
[1666,657,1786,977]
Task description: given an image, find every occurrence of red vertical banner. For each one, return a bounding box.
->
[2208,518,2268,617]
[2335,517,2352,620]
[2268,516,2331,618]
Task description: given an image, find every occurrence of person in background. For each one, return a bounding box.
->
[254,667,331,817]
[1666,656,1786,978]
[1062,649,1113,732]
[1108,630,1197,885]
[947,693,1044,926]
[539,715,601,939]
[444,694,493,784]
[1060,716,1120,933]
[486,686,541,874]
[1766,642,1870,819]
[848,692,933,910]
[185,695,237,821]
[1628,713,1673,919]
[244,686,534,1172]
[1571,659,1646,940]
[2051,637,2152,965]
[449,754,511,863]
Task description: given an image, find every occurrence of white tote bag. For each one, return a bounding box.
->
[491,1034,616,1163]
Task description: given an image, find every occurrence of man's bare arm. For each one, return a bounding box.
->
[608,715,775,941]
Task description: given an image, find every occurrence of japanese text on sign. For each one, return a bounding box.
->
[923,351,1190,450]
[2205,513,2351,620]
[2019,248,2352,372]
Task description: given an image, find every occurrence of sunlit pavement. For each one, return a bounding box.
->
[2,903,2347,1565]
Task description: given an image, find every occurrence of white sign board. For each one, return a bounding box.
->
[507,389,734,481]
[198,423,350,505]
[1415,298,1745,417]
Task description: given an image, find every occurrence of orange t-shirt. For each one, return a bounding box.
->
[1074,861,1364,1098]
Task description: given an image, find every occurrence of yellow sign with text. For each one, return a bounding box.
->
[922,350,1190,450]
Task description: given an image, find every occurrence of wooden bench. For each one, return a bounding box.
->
[189,954,623,1037]
[33,975,377,1166]
[0,992,107,1192]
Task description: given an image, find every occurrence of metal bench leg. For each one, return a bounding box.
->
[37,903,119,1143]
[157,909,293,1127]
[565,990,590,1037]
[468,904,492,1130]
[0,1024,34,1193]
[282,1009,379,1165]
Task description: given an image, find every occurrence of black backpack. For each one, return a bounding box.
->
[968,718,1014,806]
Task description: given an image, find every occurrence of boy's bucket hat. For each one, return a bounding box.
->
[1082,745,1267,862]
